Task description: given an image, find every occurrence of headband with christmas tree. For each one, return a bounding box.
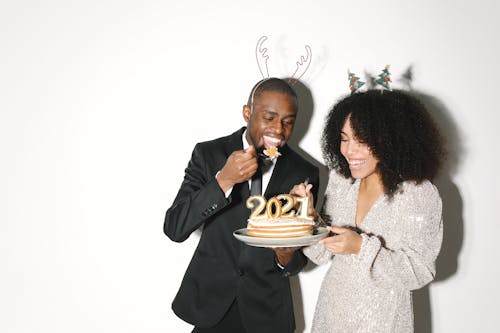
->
[375,65,392,90]
[348,65,392,93]
[348,70,365,94]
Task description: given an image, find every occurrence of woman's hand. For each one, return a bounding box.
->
[319,226,362,255]
[289,182,315,218]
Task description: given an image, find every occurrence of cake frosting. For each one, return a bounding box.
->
[246,194,315,238]
[263,146,281,159]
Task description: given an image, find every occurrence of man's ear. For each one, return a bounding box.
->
[242,105,251,123]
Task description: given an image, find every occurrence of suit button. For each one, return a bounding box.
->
[238,269,244,276]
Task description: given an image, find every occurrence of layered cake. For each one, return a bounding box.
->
[246,194,315,238]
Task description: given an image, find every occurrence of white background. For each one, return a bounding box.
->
[1,0,499,332]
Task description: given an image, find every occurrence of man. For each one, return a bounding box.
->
[164,78,320,333]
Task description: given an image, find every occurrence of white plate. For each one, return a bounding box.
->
[233,227,329,248]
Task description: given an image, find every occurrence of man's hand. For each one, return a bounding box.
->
[216,145,258,192]
[272,247,299,267]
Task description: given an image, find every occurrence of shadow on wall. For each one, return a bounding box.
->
[285,78,328,333]
[286,78,329,210]
[411,89,465,333]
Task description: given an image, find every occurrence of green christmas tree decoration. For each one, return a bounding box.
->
[348,70,365,94]
[375,65,392,90]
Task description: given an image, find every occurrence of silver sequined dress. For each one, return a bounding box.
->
[303,171,443,333]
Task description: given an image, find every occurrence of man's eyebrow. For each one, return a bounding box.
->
[262,110,279,116]
[262,110,296,118]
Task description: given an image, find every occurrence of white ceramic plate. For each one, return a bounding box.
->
[233,227,329,248]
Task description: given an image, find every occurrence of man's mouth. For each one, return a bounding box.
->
[262,135,282,149]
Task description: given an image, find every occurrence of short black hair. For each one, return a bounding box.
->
[247,78,298,113]
[322,89,446,197]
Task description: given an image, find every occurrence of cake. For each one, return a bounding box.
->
[263,146,281,159]
[246,194,315,238]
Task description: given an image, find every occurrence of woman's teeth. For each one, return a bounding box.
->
[348,160,366,167]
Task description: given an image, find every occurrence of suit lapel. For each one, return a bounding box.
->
[225,127,245,156]
[225,127,252,200]
[264,145,292,197]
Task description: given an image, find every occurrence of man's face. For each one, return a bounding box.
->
[243,91,296,151]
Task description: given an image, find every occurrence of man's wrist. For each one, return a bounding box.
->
[215,171,233,197]
[275,257,285,269]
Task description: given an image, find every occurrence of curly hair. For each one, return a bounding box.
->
[321,89,445,197]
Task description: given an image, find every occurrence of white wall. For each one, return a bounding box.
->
[1,0,499,332]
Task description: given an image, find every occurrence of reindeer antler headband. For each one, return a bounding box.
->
[250,35,313,105]
[255,36,270,80]
[255,35,312,85]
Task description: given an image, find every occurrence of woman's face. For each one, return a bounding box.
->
[340,117,380,181]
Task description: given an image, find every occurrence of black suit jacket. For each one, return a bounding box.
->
[164,127,319,332]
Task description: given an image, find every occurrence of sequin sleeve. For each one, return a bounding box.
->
[356,181,443,291]
[302,242,331,265]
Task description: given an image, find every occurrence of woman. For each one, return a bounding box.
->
[295,89,445,332]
